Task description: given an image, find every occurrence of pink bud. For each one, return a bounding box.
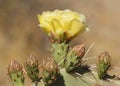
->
[72,44,85,58]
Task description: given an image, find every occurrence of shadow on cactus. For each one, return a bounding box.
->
[8,9,120,86]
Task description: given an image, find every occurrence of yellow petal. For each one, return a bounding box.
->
[40,22,53,34]
[38,14,54,34]
[61,13,72,30]
[52,19,64,35]
[67,19,86,37]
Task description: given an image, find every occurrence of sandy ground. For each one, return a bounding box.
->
[0,0,120,85]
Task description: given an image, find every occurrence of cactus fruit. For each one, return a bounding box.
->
[97,51,111,79]
[65,44,85,72]
[24,55,40,83]
[8,60,25,86]
[39,58,59,86]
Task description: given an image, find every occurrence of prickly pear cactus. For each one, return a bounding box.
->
[8,9,120,86]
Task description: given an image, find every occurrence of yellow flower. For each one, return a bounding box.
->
[38,9,89,43]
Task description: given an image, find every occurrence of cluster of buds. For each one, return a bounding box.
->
[65,44,85,72]
[8,60,24,86]
[97,51,111,79]
[39,58,59,86]
[38,9,89,43]
[8,56,59,86]
[24,55,40,82]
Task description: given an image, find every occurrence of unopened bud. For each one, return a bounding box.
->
[40,58,59,85]
[98,51,111,65]
[65,44,85,72]
[8,60,22,74]
[24,55,39,82]
[97,51,111,79]
[26,54,38,66]
[8,60,24,86]
[43,58,58,72]
[72,44,85,59]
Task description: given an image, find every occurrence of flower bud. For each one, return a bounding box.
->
[24,55,39,82]
[98,51,111,65]
[71,44,85,59]
[8,60,24,86]
[39,58,59,85]
[65,44,85,72]
[25,54,38,66]
[97,51,111,79]
[8,60,22,74]
[43,58,58,72]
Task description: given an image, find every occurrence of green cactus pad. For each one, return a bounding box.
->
[59,69,94,86]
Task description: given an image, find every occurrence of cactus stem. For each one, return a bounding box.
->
[75,72,96,83]
[72,72,92,86]
[13,81,24,86]
[52,42,69,67]
[88,72,97,80]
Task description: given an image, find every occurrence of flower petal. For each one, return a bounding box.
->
[52,19,64,35]
[67,19,86,37]
[38,14,54,34]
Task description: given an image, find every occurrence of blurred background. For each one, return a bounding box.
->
[0,0,120,85]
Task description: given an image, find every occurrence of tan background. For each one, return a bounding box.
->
[0,0,120,85]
